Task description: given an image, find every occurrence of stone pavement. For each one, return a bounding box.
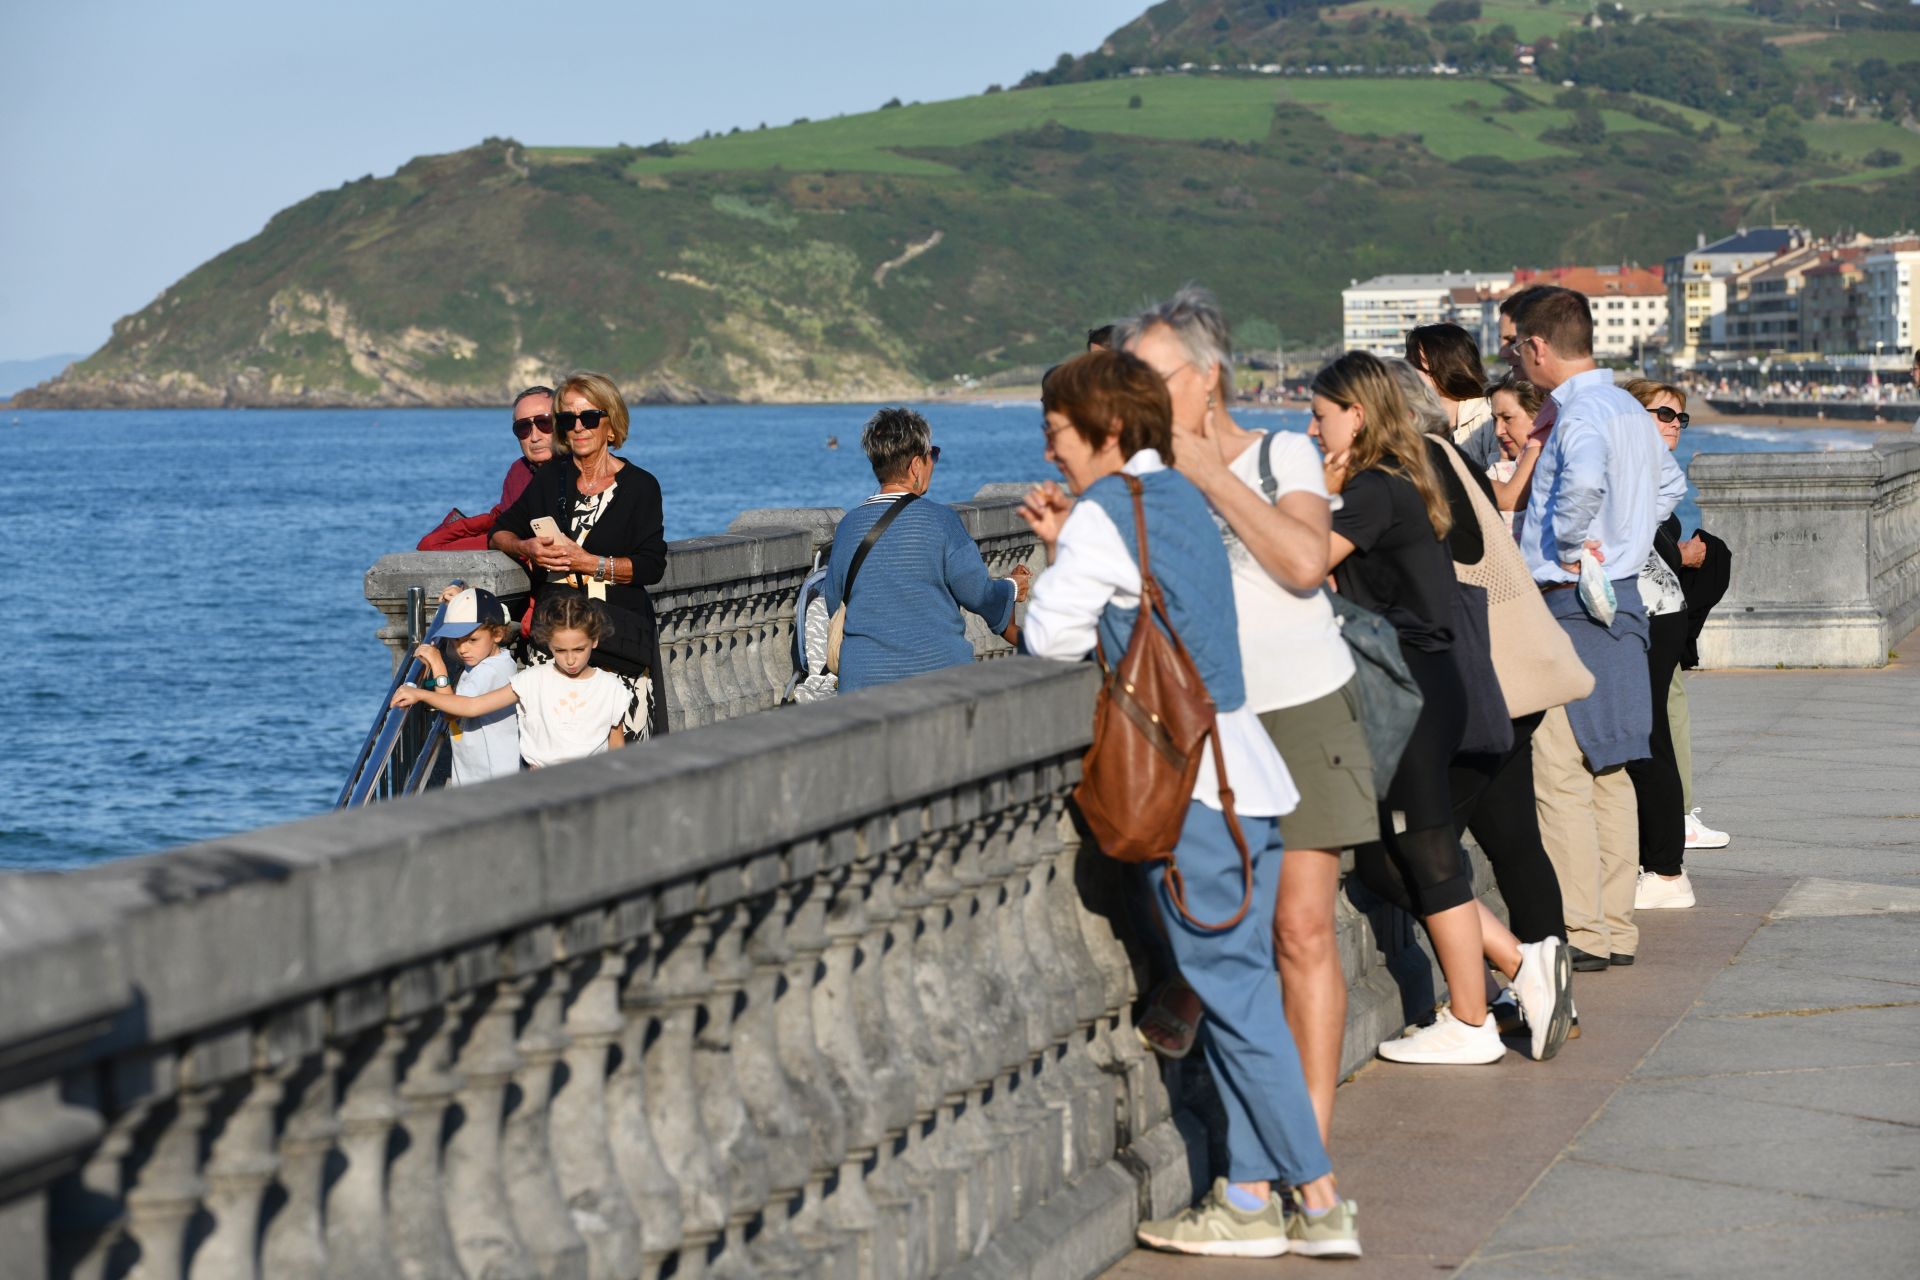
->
[1105,640,1920,1278]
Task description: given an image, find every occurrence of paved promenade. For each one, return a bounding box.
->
[1107,637,1920,1278]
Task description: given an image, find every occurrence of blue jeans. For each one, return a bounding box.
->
[1148,802,1332,1187]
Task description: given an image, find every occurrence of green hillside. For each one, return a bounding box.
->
[21,2,1920,408]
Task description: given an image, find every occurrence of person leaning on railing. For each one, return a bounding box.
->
[493,371,669,740]
[417,385,557,550]
[1017,349,1360,1260]
[824,407,1030,695]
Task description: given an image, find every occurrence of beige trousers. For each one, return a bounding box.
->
[1533,704,1640,957]
[1669,668,1693,814]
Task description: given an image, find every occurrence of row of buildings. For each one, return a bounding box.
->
[1340,228,1919,372]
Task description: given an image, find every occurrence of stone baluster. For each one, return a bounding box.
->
[689,906,772,1276]
[889,842,965,1278]
[656,612,701,731]
[191,1071,283,1280]
[606,938,685,1275]
[635,919,728,1268]
[387,1011,466,1280]
[49,1078,142,1280]
[811,858,896,1277]
[850,852,928,1278]
[121,1082,209,1280]
[503,973,591,1280]
[325,1033,402,1280]
[714,593,754,718]
[754,585,797,704]
[768,876,858,1280]
[259,1057,333,1280]
[735,891,822,1275]
[690,602,728,725]
[443,982,537,1280]
[970,807,1056,1224]
[549,953,645,1280]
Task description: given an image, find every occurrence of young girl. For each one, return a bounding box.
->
[393,595,627,768]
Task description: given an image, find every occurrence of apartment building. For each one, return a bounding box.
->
[1802,257,1870,354]
[1721,241,1846,355]
[1862,240,1920,356]
[1341,270,1515,357]
[1663,226,1809,365]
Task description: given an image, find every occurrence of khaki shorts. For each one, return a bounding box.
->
[1259,676,1379,853]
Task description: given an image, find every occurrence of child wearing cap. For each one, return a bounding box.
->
[412,586,520,786]
[394,594,627,770]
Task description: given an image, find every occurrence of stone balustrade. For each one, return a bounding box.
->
[1692,439,1920,668]
[363,487,1048,730]
[0,658,1495,1280]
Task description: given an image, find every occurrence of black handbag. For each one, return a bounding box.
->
[1326,591,1425,795]
[1448,581,1514,757]
[543,584,656,679]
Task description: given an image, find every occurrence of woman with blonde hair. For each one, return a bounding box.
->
[495,371,670,739]
[1311,351,1555,1064]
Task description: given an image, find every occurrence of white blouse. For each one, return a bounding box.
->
[1024,451,1300,819]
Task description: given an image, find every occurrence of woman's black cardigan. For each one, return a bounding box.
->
[498,453,670,732]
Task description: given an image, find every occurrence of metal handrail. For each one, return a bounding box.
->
[337,591,452,809]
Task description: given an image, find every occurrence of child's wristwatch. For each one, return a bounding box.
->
[428,675,451,690]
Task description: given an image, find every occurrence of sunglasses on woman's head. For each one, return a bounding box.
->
[557,409,612,433]
[511,413,554,439]
[1652,407,1690,427]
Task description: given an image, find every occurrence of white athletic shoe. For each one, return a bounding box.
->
[1635,869,1697,910]
[1512,937,1573,1061]
[1684,808,1729,849]
[1376,1008,1506,1065]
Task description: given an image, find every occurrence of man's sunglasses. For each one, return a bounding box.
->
[557,409,613,433]
[1652,407,1690,428]
[512,413,554,440]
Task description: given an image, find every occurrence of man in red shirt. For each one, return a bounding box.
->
[417,385,557,550]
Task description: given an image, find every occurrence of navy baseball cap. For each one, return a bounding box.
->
[426,587,509,640]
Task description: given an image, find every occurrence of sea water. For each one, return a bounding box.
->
[0,403,1886,868]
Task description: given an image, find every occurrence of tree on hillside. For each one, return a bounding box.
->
[1428,0,1482,23]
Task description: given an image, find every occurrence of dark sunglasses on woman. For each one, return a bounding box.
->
[929,445,942,463]
[511,413,554,440]
[557,409,612,433]
[1652,407,1690,428]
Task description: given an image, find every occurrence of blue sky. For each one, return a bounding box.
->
[0,0,1144,361]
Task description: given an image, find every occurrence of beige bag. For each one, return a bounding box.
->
[1434,440,1594,718]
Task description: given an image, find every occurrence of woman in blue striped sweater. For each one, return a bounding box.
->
[825,407,1029,694]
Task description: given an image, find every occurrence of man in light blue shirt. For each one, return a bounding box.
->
[1513,288,1684,970]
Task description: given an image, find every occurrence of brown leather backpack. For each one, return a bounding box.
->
[1073,475,1255,933]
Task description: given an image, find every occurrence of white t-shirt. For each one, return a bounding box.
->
[1217,431,1357,714]
[510,663,628,768]
[449,651,520,786]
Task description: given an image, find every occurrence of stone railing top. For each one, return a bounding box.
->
[0,658,1098,1053]
[1691,438,1920,487]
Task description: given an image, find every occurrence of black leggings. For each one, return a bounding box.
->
[1630,611,1688,877]
[1449,712,1567,944]
[1354,645,1474,917]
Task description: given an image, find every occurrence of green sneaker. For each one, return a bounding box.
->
[1136,1178,1289,1258]
[1286,1198,1362,1258]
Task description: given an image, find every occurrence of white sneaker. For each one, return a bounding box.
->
[1635,869,1697,910]
[1376,1008,1506,1064]
[1512,937,1573,1061]
[1684,808,1729,849]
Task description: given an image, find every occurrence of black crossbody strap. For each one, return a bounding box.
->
[844,493,919,603]
[1257,430,1278,503]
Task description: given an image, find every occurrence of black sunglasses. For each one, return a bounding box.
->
[557,409,612,433]
[1652,407,1690,428]
[929,445,942,464]
[511,413,554,439]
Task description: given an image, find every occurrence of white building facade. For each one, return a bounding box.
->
[1342,270,1515,357]
[1862,245,1920,355]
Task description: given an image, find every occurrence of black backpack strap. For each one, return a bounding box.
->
[1257,430,1278,503]
[844,492,919,603]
